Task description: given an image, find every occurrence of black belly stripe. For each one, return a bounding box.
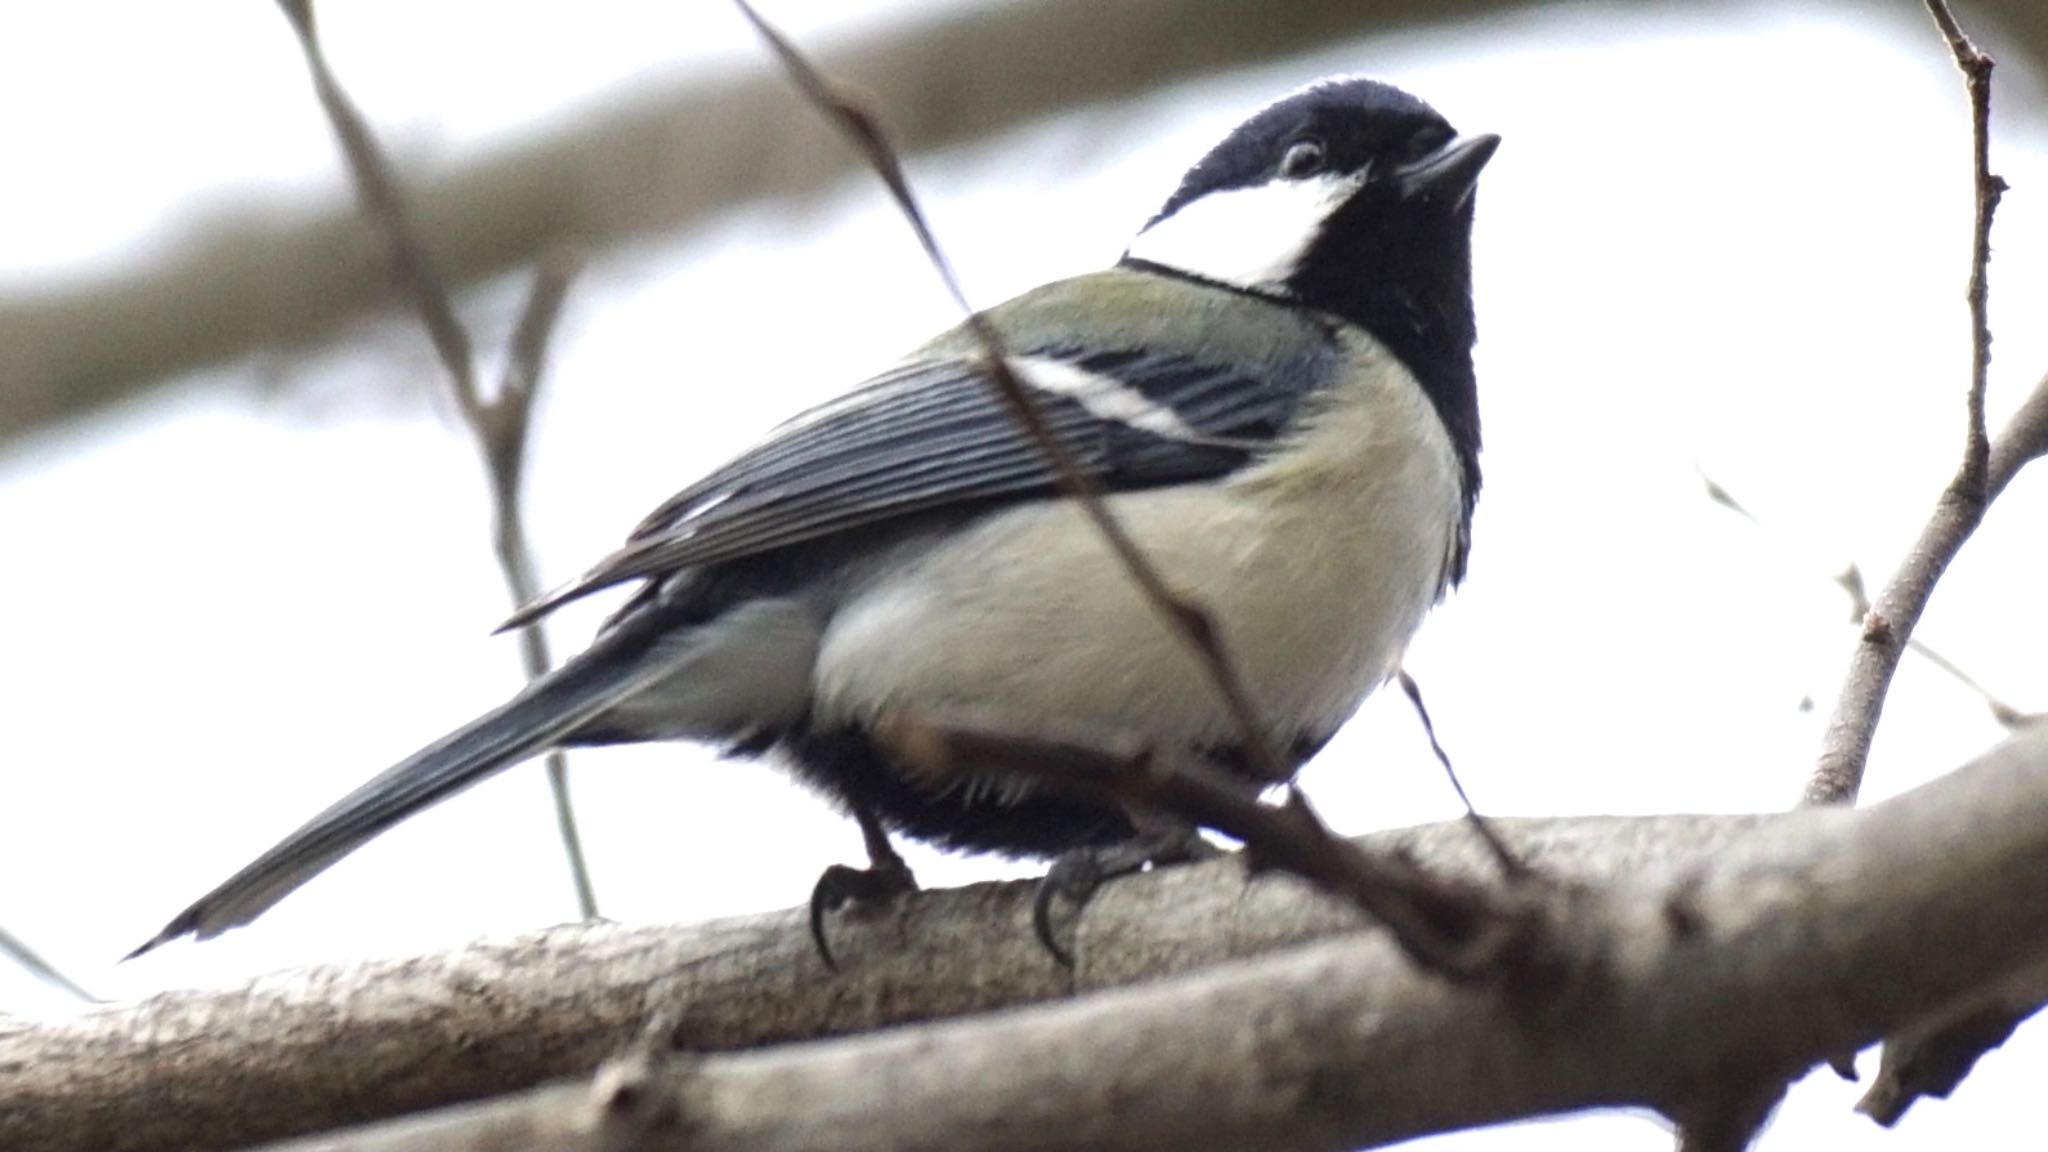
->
[767,724,1331,861]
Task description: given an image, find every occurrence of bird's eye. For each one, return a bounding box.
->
[1278,137,1326,179]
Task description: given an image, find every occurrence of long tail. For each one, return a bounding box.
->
[128,645,667,959]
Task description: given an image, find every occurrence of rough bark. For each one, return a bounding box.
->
[13,729,2048,1150]
[3,813,1770,1152]
[213,726,2048,1152]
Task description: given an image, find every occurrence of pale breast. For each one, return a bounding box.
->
[812,332,1464,755]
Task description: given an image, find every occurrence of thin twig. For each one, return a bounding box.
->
[495,256,598,920]
[0,924,96,1004]
[729,0,1287,786]
[876,713,1544,982]
[274,0,598,916]
[1805,3,2048,1120]
[1698,470,2033,728]
[1395,669,1526,877]
[1925,0,2000,503]
[1806,2,2045,805]
[273,0,477,407]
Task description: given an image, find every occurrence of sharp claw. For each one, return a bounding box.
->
[808,871,844,973]
[1032,852,1103,968]
[806,859,918,972]
[1033,878,1076,968]
[1032,830,1209,966]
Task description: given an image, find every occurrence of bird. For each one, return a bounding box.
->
[131,76,1498,964]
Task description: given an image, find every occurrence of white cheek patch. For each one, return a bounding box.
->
[1009,355,1202,440]
[1124,173,1360,293]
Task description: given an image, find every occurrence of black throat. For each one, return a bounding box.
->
[1289,206,1483,585]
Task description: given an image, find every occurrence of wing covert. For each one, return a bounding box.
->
[504,296,1336,627]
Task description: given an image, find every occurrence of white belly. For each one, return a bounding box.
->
[812,336,1464,755]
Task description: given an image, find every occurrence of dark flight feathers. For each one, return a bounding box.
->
[504,344,1317,627]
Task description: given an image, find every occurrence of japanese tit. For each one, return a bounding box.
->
[133,77,1497,959]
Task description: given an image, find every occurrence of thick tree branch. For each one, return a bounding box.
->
[1857,958,2048,1123]
[18,728,2048,1151]
[205,728,2048,1152]
[0,0,1510,450]
[19,0,2048,450]
[2,813,1770,1152]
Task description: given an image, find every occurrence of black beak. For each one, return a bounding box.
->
[1394,133,1501,208]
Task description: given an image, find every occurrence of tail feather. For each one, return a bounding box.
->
[128,648,666,959]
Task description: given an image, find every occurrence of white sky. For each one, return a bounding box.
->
[2,1,2046,1148]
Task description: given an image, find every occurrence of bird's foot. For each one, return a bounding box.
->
[1034,828,1220,966]
[808,853,918,972]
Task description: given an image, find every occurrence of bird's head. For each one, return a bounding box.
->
[1123,77,1498,348]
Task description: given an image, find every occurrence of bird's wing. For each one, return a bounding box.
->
[506,288,1332,626]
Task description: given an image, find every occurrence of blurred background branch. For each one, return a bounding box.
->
[274,0,600,917]
[4,0,2045,451]
[0,925,94,1005]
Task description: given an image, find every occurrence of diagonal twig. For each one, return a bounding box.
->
[1828,562,2032,728]
[730,0,1288,786]
[493,255,598,919]
[1396,670,1526,878]
[0,923,96,1004]
[1806,0,2048,806]
[875,712,1547,982]
[1805,0,2048,1123]
[273,0,599,916]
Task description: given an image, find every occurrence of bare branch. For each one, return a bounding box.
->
[274,0,598,914]
[731,0,1286,781]
[4,811,1779,1152]
[1923,0,2003,503]
[1781,2,2048,1117]
[1396,669,1526,878]
[1807,3,2041,805]
[274,0,477,409]
[0,925,95,1005]
[496,255,599,920]
[17,0,2048,452]
[1917,1,2008,737]
[4,0,1620,451]
[47,727,2046,1152]
[1987,367,2048,483]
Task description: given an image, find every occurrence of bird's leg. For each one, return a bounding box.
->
[1034,822,1220,966]
[808,801,919,970]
